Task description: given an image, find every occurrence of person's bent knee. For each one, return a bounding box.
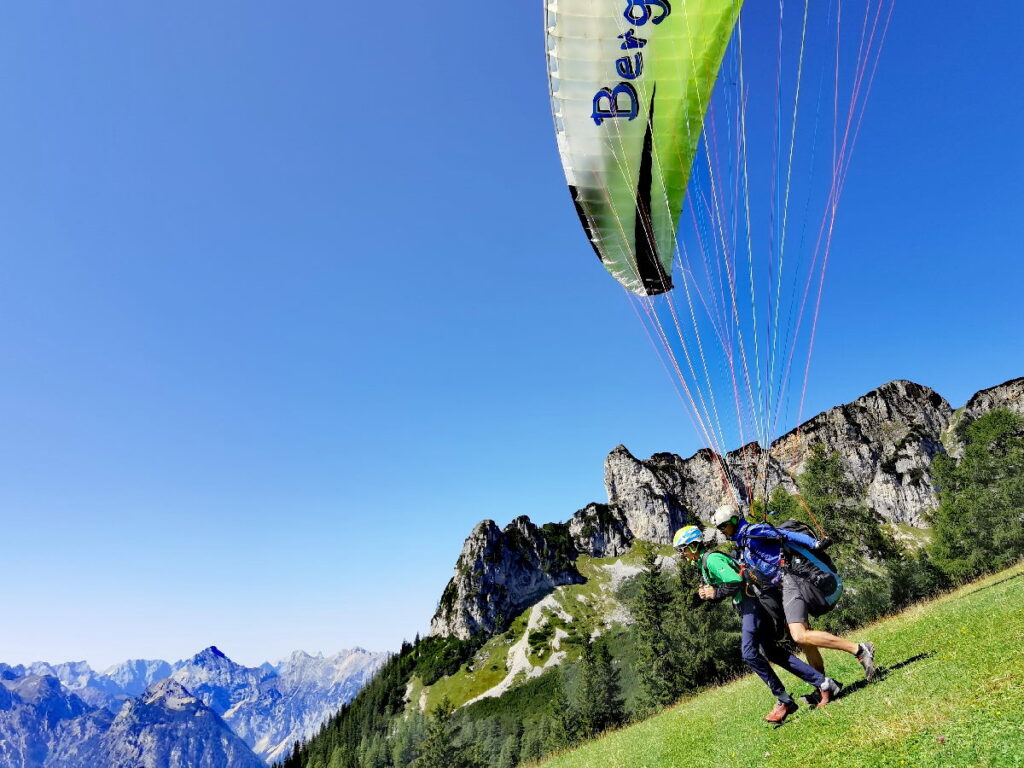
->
[788,623,808,643]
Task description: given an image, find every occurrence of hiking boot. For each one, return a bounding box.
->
[816,678,843,708]
[856,642,877,682]
[764,699,798,724]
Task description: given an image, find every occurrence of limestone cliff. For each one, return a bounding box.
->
[428,517,583,640]
[429,378,1022,638]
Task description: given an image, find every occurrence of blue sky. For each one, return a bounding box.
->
[0,2,1020,669]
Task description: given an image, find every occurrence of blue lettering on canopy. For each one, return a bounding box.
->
[623,0,671,26]
[592,83,639,125]
[591,0,670,126]
[616,53,643,80]
[618,29,648,50]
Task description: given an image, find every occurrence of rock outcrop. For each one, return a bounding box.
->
[594,381,955,531]
[428,517,584,640]
[960,377,1024,421]
[755,380,953,526]
[429,378,1020,639]
[946,377,1024,458]
[568,503,632,558]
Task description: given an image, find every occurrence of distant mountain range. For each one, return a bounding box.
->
[0,645,386,766]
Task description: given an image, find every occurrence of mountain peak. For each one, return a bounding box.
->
[5,674,92,724]
[143,677,195,706]
[186,646,232,667]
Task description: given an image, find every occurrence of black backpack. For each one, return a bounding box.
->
[776,520,844,616]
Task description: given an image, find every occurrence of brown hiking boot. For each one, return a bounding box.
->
[816,678,843,708]
[764,699,798,724]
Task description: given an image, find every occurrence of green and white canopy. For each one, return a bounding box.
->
[545,0,742,296]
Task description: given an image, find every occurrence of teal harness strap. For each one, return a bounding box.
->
[699,551,712,584]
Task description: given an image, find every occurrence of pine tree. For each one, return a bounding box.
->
[411,697,479,768]
[573,634,600,738]
[481,719,504,762]
[496,719,522,768]
[281,740,303,768]
[496,736,518,768]
[518,721,545,765]
[798,444,899,631]
[361,733,388,768]
[668,558,742,691]
[798,443,896,560]
[592,639,624,730]
[930,409,1024,580]
[632,545,680,712]
[544,670,574,750]
[573,633,624,738]
[391,711,426,767]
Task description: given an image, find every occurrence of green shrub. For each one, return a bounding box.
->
[416,635,485,686]
[929,409,1024,581]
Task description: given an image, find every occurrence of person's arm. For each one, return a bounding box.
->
[746,522,820,550]
[774,527,819,550]
[705,554,743,600]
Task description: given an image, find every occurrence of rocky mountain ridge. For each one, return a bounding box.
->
[429,378,1023,639]
[0,672,259,768]
[0,645,387,766]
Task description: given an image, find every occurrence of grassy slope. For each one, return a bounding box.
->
[416,547,671,713]
[541,563,1024,768]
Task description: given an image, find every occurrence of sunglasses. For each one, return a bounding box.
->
[677,543,700,555]
[716,517,739,530]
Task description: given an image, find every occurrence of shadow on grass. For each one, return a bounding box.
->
[952,570,1023,600]
[782,652,936,723]
[836,651,936,700]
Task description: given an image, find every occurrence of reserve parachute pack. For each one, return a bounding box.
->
[777,520,844,616]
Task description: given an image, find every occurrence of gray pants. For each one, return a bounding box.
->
[782,573,811,625]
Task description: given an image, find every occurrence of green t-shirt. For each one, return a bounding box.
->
[700,551,744,605]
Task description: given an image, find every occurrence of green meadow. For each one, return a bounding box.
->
[540,563,1024,768]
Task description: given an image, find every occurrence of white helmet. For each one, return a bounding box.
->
[711,504,740,528]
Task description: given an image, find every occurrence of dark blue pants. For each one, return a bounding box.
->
[739,595,825,699]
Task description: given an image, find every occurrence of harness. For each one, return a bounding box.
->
[700,551,760,598]
[735,527,785,587]
[742,519,844,616]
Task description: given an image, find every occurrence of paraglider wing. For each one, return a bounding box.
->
[546,0,742,296]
